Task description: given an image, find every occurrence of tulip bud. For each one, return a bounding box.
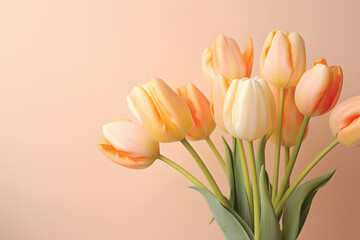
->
[202,34,253,84]
[260,30,306,88]
[98,120,159,169]
[329,95,360,146]
[210,74,230,132]
[223,76,275,141]
[175,83,216,141]
[295,58,343,117]
[269,86,308,146]
[127,78,193,143]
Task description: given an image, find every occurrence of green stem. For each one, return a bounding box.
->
[158,154,209,190]
[205,137,226,173]
[181,139,229,207]
[275,139,339,217]
[237,139,254,221]
[247,141,260,240]
[272,88,285,203]
[284,146,290,191]
[274,117,310,206]
[255,136,267,177]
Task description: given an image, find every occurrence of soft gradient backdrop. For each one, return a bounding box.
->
[1,0,359,239]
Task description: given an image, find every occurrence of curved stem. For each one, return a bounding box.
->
[237,139,254,221]
[272,88,285,203]
[181,139,229,207]
[274,117,310,206]
[247,141,260,240]
[275,139,339,217]
[158,154,209,190]
[205,137,226,173]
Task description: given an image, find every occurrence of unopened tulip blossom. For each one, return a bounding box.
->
[202,34,253,84]
[295,58,343,117]
[98,120,159,169]
[127,78,193,143]
[175,82,215,141]
[223,76,275,141]
[329,95,360,146]
[269,86,308,147]
[210,74,230,132]
[260,30,306,88]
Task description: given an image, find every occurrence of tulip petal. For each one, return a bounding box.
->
[212,34,247,80]
[262,31,293,88]
[243,36,254,78]
[177,83,215,140]
[202,48,216,84]
[98,137,155,169]
[260,30,276,78]
[295,64,332,117]
[329,95,360,146]
[287,32,306,87]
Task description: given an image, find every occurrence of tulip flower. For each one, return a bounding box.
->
[175,83,216,141]
[269,86,308,146]
[223,76,275,141]
[295,58,343,117]
[98,120,159,169]
[201,34,253,84]
[329,95,360,146]
[260,30,306,88]
[210,74,230,132]
[127,78,193,143]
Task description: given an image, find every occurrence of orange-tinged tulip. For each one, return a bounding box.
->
[127,78,193,143]
[175,83,216,141]
[295,58,343,117]
[223,76,275,141]
[98,120,159,169]
[269,86,308,146]
[210,74,230,132]
[202,34,253,84]
[329,95,360,146]
[260,30,306,88]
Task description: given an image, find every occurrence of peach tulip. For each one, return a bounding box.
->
[98,120,159,169]
[210,74,230,132]
[329,95,360,146]
[127,78,193,143]
[295,58,343,117]
[260,30,306,88]
[269,86,308,146]
[175,83,216,141]
[201,34,253,84]
[223,76,275,141]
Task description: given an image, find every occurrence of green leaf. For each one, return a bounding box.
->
[191,186,253,240]
[232,137,253,229]
[259,167,281,240]
[281,168,336,240]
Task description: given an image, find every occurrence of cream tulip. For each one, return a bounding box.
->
[223,76,275,141]
[98,120,159,169]
[202,34,253,84]
[127,78,193,143]
[329,95,360,146]
[175,83,215,141]
[295,58,343,117]
[260,30,306,88]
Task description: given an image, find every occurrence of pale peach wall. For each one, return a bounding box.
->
[0,0,359,239]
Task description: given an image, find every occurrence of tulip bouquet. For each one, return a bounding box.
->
[98,30,360,240]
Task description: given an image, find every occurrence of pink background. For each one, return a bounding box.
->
[1,0,359,239]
